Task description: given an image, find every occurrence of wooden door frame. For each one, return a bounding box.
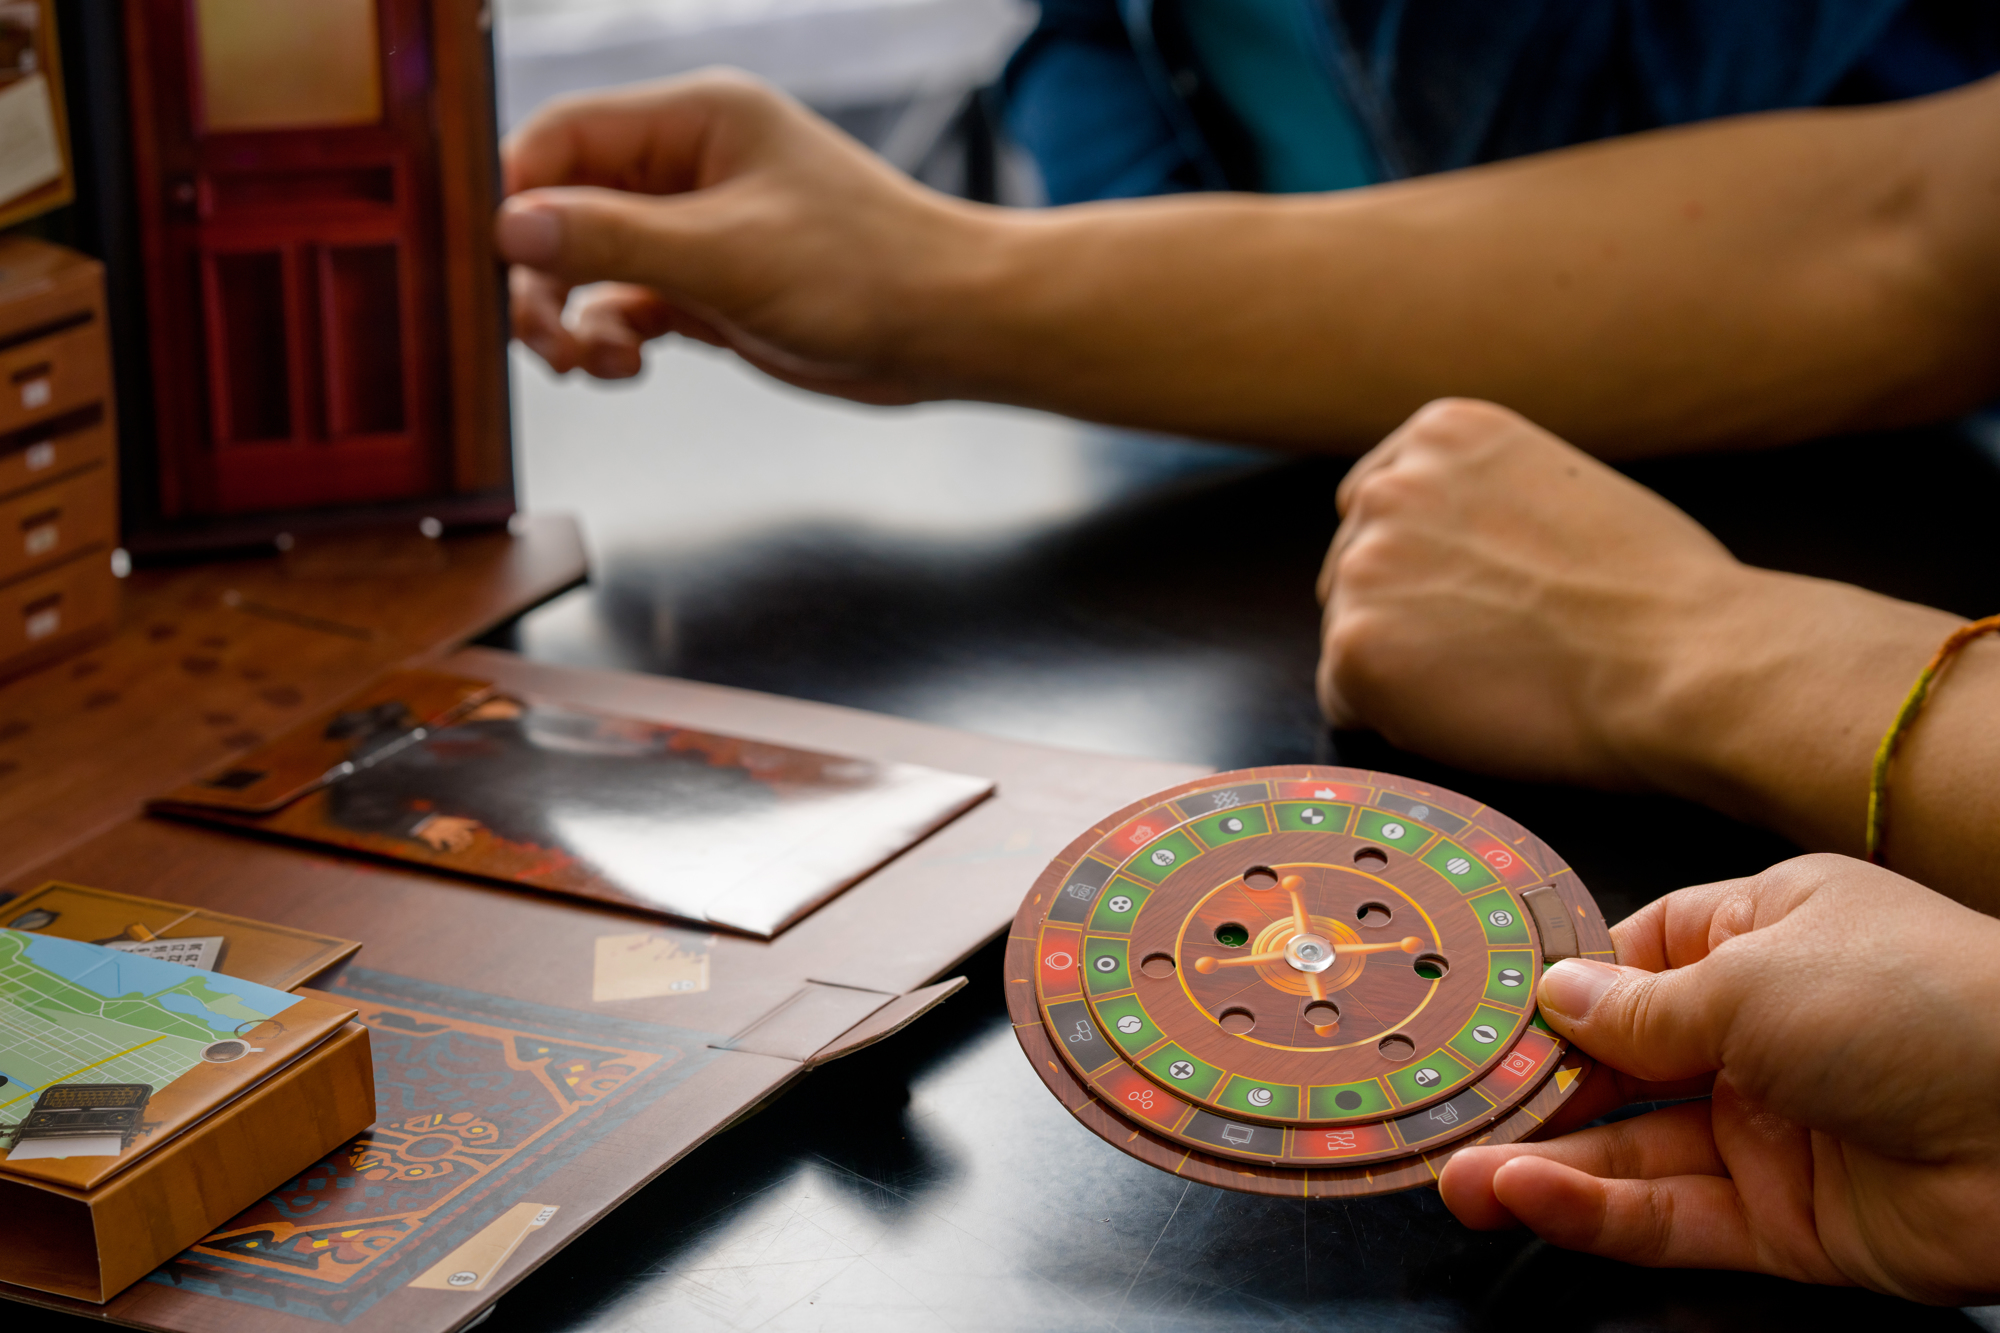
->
[119,0,511,530]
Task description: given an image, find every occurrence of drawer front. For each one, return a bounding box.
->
[0,465,115,585]
[0,548,117,666]
[0,406,111,502]
[0,319,110,437]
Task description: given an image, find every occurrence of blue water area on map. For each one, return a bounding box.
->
[152,990,265,1033]
[6,929,298,1020]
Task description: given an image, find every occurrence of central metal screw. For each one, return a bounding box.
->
[1285,933,1335,974]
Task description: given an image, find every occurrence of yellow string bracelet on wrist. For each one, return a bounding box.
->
[1866,613,2000,865]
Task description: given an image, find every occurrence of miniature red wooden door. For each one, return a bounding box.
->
[127,0,449,516]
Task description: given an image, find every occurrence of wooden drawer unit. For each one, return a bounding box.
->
[0,315,110,437]
[0,463,115,586]
[0,547,118,679]
[0,404,111,500]
[0,238,121,682]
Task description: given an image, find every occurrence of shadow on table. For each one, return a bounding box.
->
[488,935,1986,1333]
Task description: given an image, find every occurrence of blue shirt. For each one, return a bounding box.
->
[1177,0,1376,191]
[1003,0,2000,204]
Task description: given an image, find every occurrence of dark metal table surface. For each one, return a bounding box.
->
[26,351,2000,1333]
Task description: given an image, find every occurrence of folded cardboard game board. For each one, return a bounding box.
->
[2,647,1204,1333]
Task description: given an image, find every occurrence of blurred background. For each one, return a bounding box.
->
[496,0,1043,199]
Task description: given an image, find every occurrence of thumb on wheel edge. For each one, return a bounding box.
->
[1538,955,1737,1083]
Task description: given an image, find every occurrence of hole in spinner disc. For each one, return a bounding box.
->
[1140,952,1176,979]
[1218,1007,1256,1035]
[1213,921,1249,948]
[1355,900,1392,927]
[1413,953,1450,981]
[1353,846,1389,871]
[1242,865,1278,891]
[1377,1034,1415,1061]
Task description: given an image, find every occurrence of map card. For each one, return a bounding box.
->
[0,928,357,1190]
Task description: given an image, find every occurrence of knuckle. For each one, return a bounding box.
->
[1345,466,1413,515]
[1314,654,1349,725]
[533,84,632,130]
[1743,852,1848,912]
[1604,974,1670,1068]
[570,198,657,280]
[692,65,768,94]
[1705,891,1759,951]
[1635,1181,1678,1265]
[1331,528,1411,594]
[684,67,786,119]
[1323,610,1395,698]
[1405,397,1519,447]
[593,207,641,271]
[1322,609,1374,665]
[1598,1120,1647,1180]
[1786,851,1849,884]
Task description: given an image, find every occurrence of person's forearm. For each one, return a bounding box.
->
[910,78,2000,457]
[1621,571,2000,913]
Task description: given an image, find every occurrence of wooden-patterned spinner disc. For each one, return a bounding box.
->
[1006,766,1612,1197]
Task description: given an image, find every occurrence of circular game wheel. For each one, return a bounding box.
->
[1006,765,1612,1197]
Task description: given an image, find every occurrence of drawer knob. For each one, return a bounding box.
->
[23,592,60,642]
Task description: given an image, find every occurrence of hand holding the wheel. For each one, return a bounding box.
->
[1439,854,2000,1303]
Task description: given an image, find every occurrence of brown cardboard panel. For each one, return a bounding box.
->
[0,513,588,883]
[449,648,1210,996]
[0,647,1205,1331]
[0,881,360,988]
[0,1172,96,1302]
[155,668,996,937]
[0,1044,803,1333]
[716,981,896,1062]
[807,976,968,1067]
[132,969,781,1330]
[156,668,496,814]
[406,1199,560,1292]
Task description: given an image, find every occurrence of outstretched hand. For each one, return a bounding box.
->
[1439,854,2000,1304]
[495,70,976,396]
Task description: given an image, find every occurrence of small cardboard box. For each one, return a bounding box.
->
[0,905,376,1310]
[0,1016,374,1303]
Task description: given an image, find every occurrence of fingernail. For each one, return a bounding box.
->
[1538,958,1620,1021]
[496,203,561,265]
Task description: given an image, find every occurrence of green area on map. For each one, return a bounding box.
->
[0,929,294,1130]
